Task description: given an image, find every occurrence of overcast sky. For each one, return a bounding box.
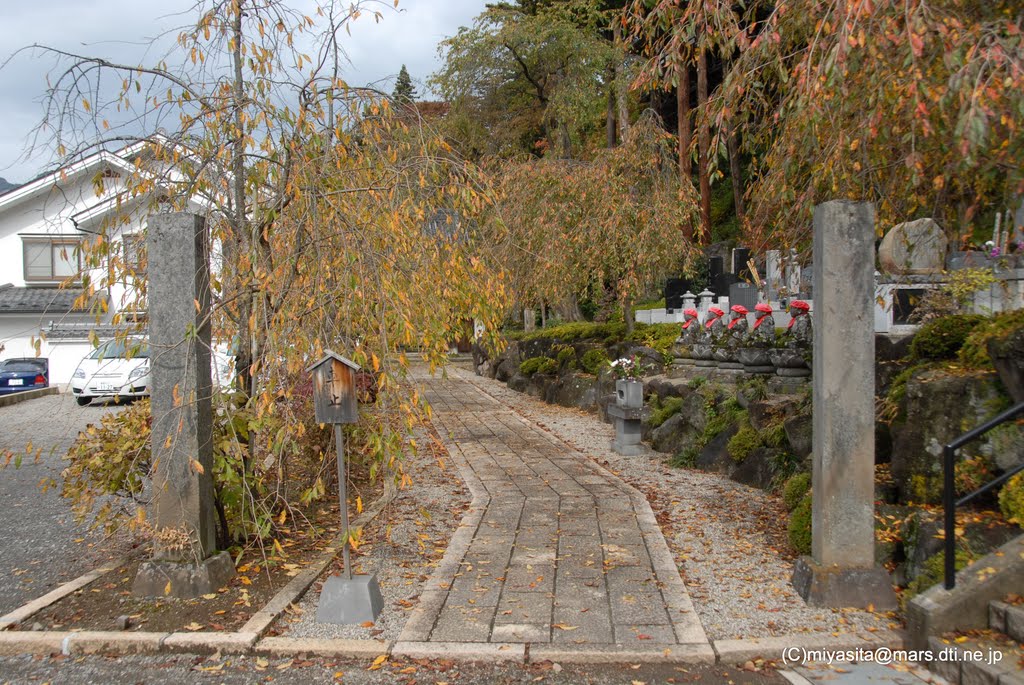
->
[0,0,487,183]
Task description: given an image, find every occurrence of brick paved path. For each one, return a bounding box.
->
[398,368,710,657]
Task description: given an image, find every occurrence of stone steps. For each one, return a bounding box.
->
[927,598,1024,685]
[991,602,1024,644]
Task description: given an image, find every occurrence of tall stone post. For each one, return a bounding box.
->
[791,201,897,609]
[134,213,234,598]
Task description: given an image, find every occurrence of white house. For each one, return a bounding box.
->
[0,139,197,384]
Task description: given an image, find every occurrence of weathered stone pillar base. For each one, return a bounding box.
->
[607,405,646,456]
[792,557,898,610]
[133,551,235,599]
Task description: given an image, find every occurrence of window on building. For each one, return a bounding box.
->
[123,233,146,275]
[23,238,82,283]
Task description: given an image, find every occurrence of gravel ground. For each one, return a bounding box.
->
[453,365,898,641]
[0,393,124,615]
[276,423,472,640]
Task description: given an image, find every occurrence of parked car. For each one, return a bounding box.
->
[71,338,150,406]
[71,338,235,406]
[0,358,49,395]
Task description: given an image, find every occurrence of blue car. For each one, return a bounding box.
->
[0,358,49,394]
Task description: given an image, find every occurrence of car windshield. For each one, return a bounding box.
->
[88,340,149,360]
[0,360,45,373]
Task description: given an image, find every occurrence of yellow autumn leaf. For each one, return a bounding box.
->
[368,654,388,670]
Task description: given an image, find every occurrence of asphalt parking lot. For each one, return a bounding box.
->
[0,393,122,616]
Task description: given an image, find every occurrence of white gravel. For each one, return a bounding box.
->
[454,365,898,641]
[274,423,472,641]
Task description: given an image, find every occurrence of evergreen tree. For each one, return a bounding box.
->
[391,64,417,105]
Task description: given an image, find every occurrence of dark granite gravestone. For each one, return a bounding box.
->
[665,278,690,313]
[713,272,740,298]
[732,247,751,281]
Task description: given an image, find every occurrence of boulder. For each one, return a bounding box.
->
[747,396,801,432]
[877,218,948,275]
[988,327,1024,403]
[650,413,699,454]
[890,369,1005,503]
[546,373,599,411]
[695,424,739,473]
[730,447,778,489]
[495,345,522,382]
[783,413,813,458]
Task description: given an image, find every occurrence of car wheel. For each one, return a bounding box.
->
[76,397,92,406]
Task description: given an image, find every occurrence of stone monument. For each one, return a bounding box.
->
[134,213,235,598]
[791,201,897,610]
[877,218,948,275]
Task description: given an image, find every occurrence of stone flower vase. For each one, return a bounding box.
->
[615,379,644,409]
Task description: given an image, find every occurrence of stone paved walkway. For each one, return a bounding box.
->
[398,368,710,658]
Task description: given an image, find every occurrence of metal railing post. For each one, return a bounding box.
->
[943,443,956,590]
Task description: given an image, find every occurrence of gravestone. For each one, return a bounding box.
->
[791,201,897,610]
[766,250,782,300]
[134,213,234,598]
[732,247,751,281]
[708,256,725,285]
[713,272,740,297]
[729,282,758,311]
[523,308,536,333]
[665,278,689,313]
[784,250,801,296]
[877,218,948,275]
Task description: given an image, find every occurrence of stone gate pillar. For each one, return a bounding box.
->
[133,212,234,598]
[792,201,897,609]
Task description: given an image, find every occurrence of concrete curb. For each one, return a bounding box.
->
[711,629,906,664]
[528,642,717,664]
[0,386,59,408]
[392,640,525,662]
[255,636,391,658]
[0,558,123,631]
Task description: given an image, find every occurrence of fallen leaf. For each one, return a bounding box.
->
[368,654,388,671]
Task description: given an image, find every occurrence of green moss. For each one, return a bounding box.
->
[727,423,761,462]
[960,309,1024,369]
[649,396,683,429]
[782,472,811,511]
[686,376,707,390]
[903,549,976,607]
[520,356,558,376]
[788,494,812,555]
[515,321,627,344]
[909,314,986,361]
[626,323,681,354]
[555,345,577,371]
[760,420,788,448]
[999,472,1024,526]
[580,349,610,375]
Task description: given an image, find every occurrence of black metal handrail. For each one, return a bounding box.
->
[943,400,1024,590]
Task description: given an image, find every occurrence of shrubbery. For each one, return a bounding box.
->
[782,472,811,511]
[520,356,558,375]
[999,473,1024,526]
[648,396,683,429]
[726,423,760,462]
[909,314,985,361]
[580,348,610,375]
[788,493,812,554]
[959,309,1024,368]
